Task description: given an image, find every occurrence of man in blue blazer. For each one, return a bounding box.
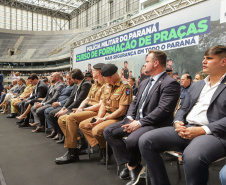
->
[139,45,226,185]
[44,73,75,138]
[104,50,180,185]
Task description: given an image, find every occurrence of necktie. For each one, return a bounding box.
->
[137,78,154,118]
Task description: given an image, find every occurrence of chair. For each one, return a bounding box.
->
[164,151,183,179]
[106,141,120,175]
[164,151,226,179]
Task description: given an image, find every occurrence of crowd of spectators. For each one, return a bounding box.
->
[0,45,225,185]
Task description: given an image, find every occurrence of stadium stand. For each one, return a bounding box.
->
[0,29,91,59]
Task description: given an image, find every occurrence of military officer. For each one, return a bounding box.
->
[121,61,129,80]
[55,63,106,164]
[79,63,133,165]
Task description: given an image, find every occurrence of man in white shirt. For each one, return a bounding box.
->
[139,45,226,185]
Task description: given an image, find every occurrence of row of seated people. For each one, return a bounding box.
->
[0,78,29,114]
[1,45,226,185]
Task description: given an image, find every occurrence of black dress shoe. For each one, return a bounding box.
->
[18,122,30,128]
[16,119,25,124]
[55,148,79,164]
[126,164,146,185]
[77,137,88,150]
[56,136,65,144]
[119,166,130,180]
[46,130,57,138]
[7,113,16,118]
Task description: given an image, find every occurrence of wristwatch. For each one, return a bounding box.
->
[173,121,180,128]
[103,117,106,121]
[82,108,85,111]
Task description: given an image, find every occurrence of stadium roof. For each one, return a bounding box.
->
[16,0,89,14]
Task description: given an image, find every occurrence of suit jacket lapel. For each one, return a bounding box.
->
[73,85,78,94]
[193,80,205,100]
[210,77,226,105]
[77,79,85,94]
[143,73,166,107]
[188,81,205,110]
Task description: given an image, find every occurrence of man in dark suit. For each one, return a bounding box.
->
[30,72,64,133]
[27,74,48,101]
[48,69,92,141]
[180,73,192,105]
[16,74,48,127]
[104,50,180,185]
[139,45,226,185]
[128,77,138,96]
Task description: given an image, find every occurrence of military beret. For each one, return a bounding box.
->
[166,67,173,72]
[101,64,118,77]
[93,63,105,69]
[85,72,93,77]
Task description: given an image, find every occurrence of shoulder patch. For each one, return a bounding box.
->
[126,88,131,95]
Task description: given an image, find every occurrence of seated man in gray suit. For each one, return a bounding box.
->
[139,45,226,185]
[30,72,64,133]
[44,73,75,139]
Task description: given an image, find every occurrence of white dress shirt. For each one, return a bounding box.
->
[74,79,84,101]
[186,73,226,134]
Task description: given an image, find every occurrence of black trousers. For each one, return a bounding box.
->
[20,99,41,114]
[49,107,62,133]
[104,120,155,166]
[139,126,226,185]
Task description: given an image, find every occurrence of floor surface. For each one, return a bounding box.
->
[0,114,224,185]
